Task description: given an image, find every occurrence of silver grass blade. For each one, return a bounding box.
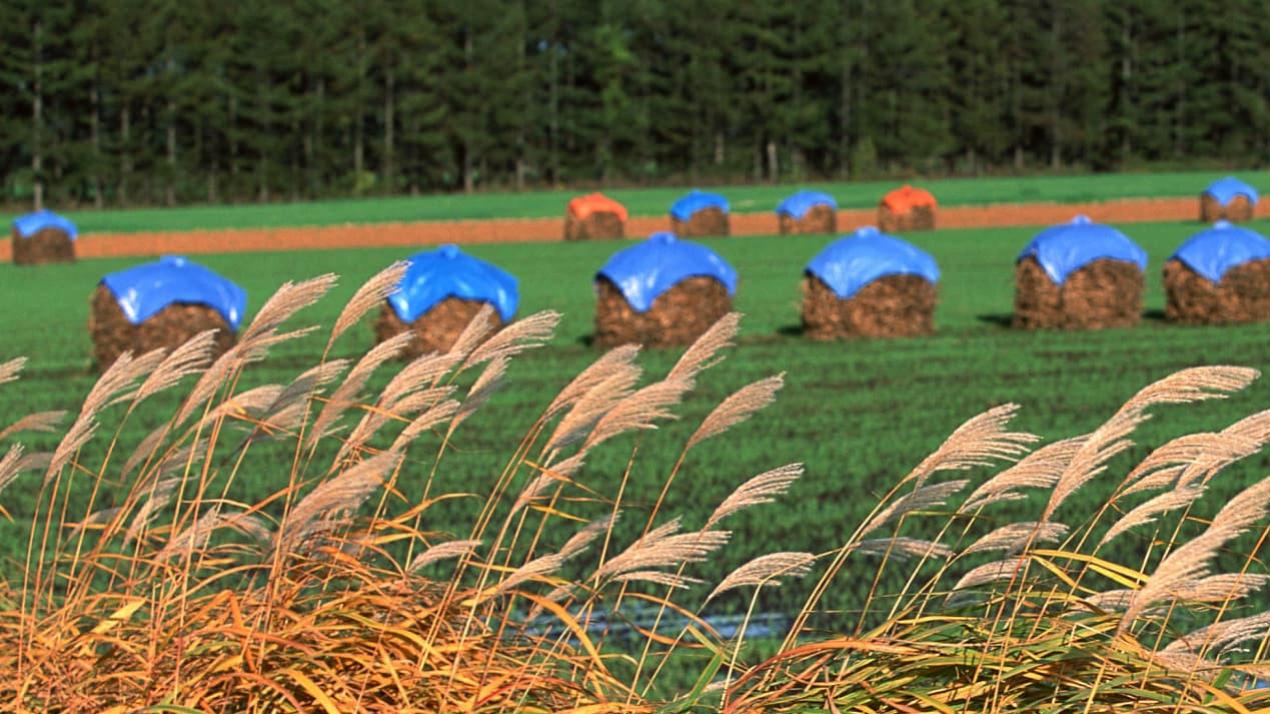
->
[492,553,565,596]
[511,455,587,515]
[951,557,1029,592]
[861,479,968,538]
[906,404,1038,488]
[450,356,510,429]
[593,528,730,582]
[1163,612,1270,656]
[613,571,702,590]
[687,374,784,450]
[558,513,620,560]
[156,507,226,562]
[274,450,402,556]
[0,411,67,442]
[135,330,218,402]
[377,351,463,410]
[963,522,1069,555]
[388,400,461,453]
[45,417,98,484]
[544,364,643,453]
[308,332,415,448]
[0,357,26,386]
[0,444,25,495]
[408,539,482,574]
[853,537,954,561]
[463,310,560,368]
[1100,485,1207,546]
[705,463,803,529]
[124,477,184,545]
[962,436,1086,512]
[445,304,498,364]
[327,261,408,351]
[581,376,693,452]
[240,274,338,343]
[707,552,814,601]
[545,345,641,419]
[667,312,740,382]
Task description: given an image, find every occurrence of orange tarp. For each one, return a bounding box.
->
[881,185,937,212]
[567,192,629,221]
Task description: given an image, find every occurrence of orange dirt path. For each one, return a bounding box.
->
[3,196,1266,261]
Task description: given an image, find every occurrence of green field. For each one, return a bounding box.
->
[4,169,1267,234]
[1,220,1267,620]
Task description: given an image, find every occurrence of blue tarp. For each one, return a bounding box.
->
[101,256,246,330]
[1170,221,1270,283]
[1016,215,1147,285]
[670,190,729,221]
[776,190,837,219]
[805,226,939,300]
[1203,176,1259,206]
[12,209,77,240]
[596,232,738,313]
[388,244,519,323]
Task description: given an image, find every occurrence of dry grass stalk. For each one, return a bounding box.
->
[705,463,804,529]
[667,312,740,382]
[862,479,968,538]
[0,411,67,441]
[240,274,338,344]
[952,557,1029,591]
[544,344,641,418]
[124,477,182,545]
[686,374,784,449]
[961,436,1087,511]
[451,356,510,429]
[389,399,461,453]
[1100,485,1207,546]
[445,303,498,363]
[377,351,463,410]
[134,330,218,402]
[1163,612,1270,658]
[0,444,26,494]
[1172,573,1270,603]
[494,553,565,596]
[614,571,702,590]
[463,310,560,368]
[1121,433,1241,497]
[327,261,408,351]
[45,416,98,484]
[156,507,227,562]
[594,528,730,582]
[1121,477,1270,629]
[906,404,1037,489]
[558,513,620,559]
[543,363,643,453]
[707,552,814,601]
[963,522,1069,555]
[408,539,482,573]
[308,332,415,447]
[274,451,402,556]
[581,376,693,452]
[853,537,954,561]
[512,455,587,514]
[0,357,26,386]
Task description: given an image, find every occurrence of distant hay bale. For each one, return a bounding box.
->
[1199,194,1254,223]
[373,298,504,359]
[594,276,732,348]
[88,285,235,370]
[878,204,936,233]
[1164,258,1270,325]
[12,226,75,266]
[801,274,936,340]
[671,208,729,238]
[1012,258,1143,330]
[779,205,837,235]
[565,212,625,241]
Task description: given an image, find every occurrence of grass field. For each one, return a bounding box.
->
[4,169,1267,234]
[1,219,1267,621]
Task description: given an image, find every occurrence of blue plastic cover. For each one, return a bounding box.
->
[805,226,939,299]
[388,244,519,323]
[596,232,738,313]
[1203,176,1259,206]
[1016,215,1147,285]
[12,209,77,240]
[670,190,729,221]
[776,190,837,219]
[101,256,247,330]
[1170,221,1270,283]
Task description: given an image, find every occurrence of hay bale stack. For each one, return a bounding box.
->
[878,185,937,233]
[11,209,77,265]
[593,232,737,348]
[565,192,628,241]
[1012,216,1147,330]
[800,226,940,340]
[669,190,730,238]
[377,244,518,359]
[1199,176,1259,223]
[89,256,245,369]
[777,190,838,235]
[1163,221,1270,325]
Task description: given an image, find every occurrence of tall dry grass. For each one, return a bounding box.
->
[0,268,1266,712]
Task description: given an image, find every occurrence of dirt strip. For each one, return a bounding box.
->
[3,197,1265,261]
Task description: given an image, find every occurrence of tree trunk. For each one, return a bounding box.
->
[766,140,779,182]
[167,97,177,206]
[354,27,366,185]
[383,66,395,191]
[32,19,43,211]
[91,54,103,208]
[119,104,130,204]
[462,28,475,193]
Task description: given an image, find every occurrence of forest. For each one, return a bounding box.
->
[2,0,1267,209]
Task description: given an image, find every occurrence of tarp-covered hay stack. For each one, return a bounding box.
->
[594,232,737,347]
[565,192,628,241]
[1013,215,1147,330]
[777,190,838,235]
[669,190,730,238]
[374,244,517,359]
[1164,221,1270,325]
[12,209,77,265]
[89,256,244,369]
[801,226,940,340]
[878,185,937,233]
[1200,176,1258,223]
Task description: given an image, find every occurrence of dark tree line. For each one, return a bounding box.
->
[2,0,1267,209]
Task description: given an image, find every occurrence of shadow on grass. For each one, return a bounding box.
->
[976,313,1014,328]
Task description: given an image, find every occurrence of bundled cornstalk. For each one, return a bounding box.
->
[88,285,236,369]
[1165,258,1270,325]
[594,276,732,347]
[1200,194,1255,223]
[778,205,836,235]
[12,226,75,265]
[671,208,729,238]
[374,296,504,358]
[801,274,937,339]
[1013,257,1143,330]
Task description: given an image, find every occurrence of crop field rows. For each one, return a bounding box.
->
[0,219,1267,622]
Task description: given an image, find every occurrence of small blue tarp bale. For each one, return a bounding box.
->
[670,190,729,221]
[12,209,78,240]
[776,190,837,219]
[101,256,247,330]
[1202,176,1259,207]
[1016,215,1147,285]
[387,244,519,324]
[1170,221,1270,283]
[597,232,737,313]
[805,226,939,300]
